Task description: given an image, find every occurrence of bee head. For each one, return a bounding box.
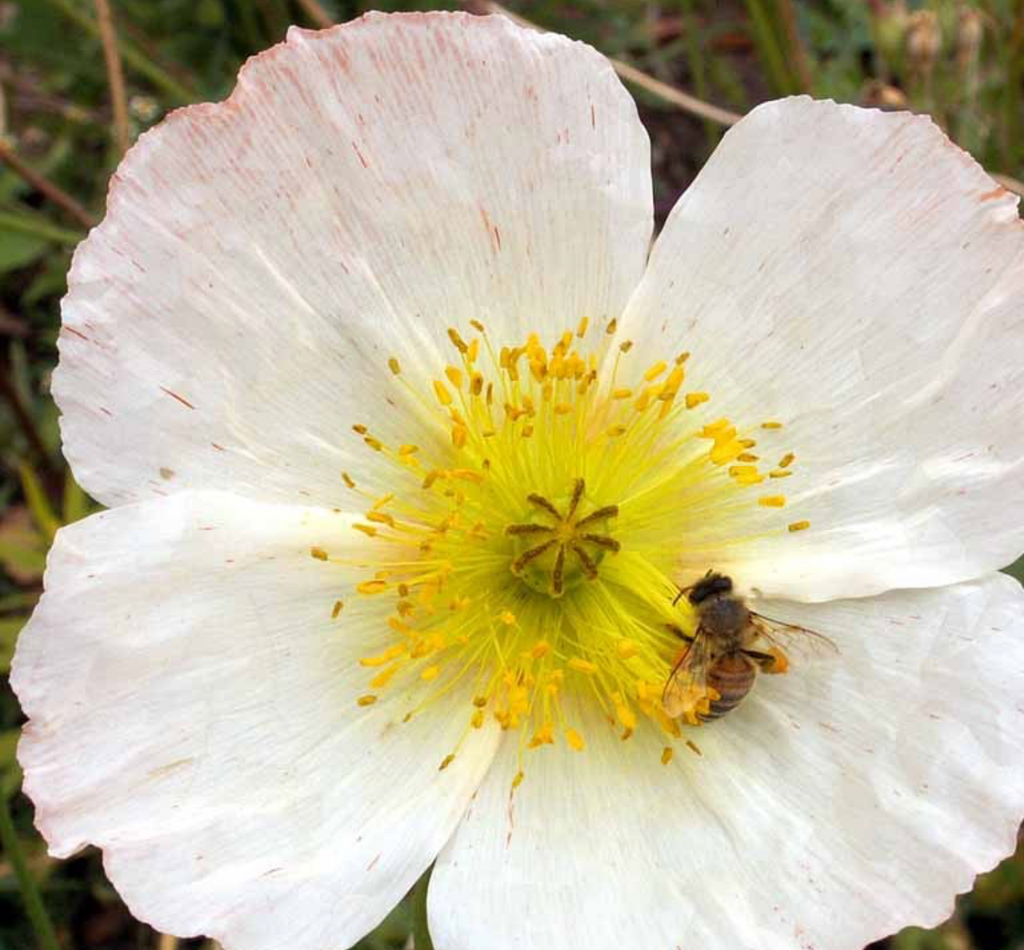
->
[687,571,734,605]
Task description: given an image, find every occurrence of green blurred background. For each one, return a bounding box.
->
[2,0,1024,948]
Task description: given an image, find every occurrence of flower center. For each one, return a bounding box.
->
[507,478,620,597]
[314,318,807,782]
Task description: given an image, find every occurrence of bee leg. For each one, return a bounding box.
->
[744,648,789,674]
[665,623,694,642]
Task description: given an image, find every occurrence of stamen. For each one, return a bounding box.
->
[336,322,809,759]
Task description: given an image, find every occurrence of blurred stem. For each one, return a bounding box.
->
[777,0,812,91]
[0,211,84,246]
[296,0,334,28]
[0,141,96,229]
[677,0,721,151]
[411,866,434,950]
[1004,4,1024,173]
[475,1,741,126]
[156,934,179,950]
[93,0,131,156]
[0,356,51,469]
[743,0,796,96]
[0,794,63,950]
[39,0,194,104]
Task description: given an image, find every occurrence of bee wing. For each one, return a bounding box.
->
[661,628,713,717]
[749,612,839,659]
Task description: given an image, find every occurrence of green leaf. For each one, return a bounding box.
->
[0,617,26,673]
[0,230,50,273]
[62,469,90,524]
[411,865,434,950]
[19,463,60,543]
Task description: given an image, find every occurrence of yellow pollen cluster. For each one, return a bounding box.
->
[316,319,807,781]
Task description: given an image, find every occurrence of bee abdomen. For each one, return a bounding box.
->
[701,654,756,721]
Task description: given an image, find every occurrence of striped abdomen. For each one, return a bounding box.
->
[701,653,756,721]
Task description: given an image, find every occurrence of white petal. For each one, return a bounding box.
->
[58,12,652,510]
[619,96,1024,600]
[430,575,1024,950]
[12,491,498,950]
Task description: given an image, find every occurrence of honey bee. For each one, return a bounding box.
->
[662,571,837,723]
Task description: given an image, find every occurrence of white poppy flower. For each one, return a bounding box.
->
[12,11,1024,950]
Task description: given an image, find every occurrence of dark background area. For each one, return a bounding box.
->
[1,1,1023,948]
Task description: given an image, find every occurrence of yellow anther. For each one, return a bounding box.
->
[353,524,378,537]
[737,453,759,463]
[685,392,710,409]
[470,709,485,729]
[467,338,480,362]
[619,340,633,353]
[498,610,517,626]
[700,418,732,436]
[448,327,469,353]
[522,425,534,438]
[470,371,484,395]
[661,746,674,765]
[616,638,638,659]
[361,644,405,667]
[710,438,745,465]
[675,351,690,365]
[342,472,356,488]
[366,511,395,526]
[568,657,598,674]
[531,640,550,658]
[473,695,488,708]
[352,423,368,434]
[617,703,637,730]
[565,727,586,751]
[512,770,525,789]
[788,520,811,532]
[759,495,787,507]
[554,402,572,415]
[770,469,793,479]
[607,424,627,437]
[445,366,464,389]
[644,360,667,381]
[528,722,555,748]
[357,579,389,595]
[605,318,618,334]
[364,436,383,451]
[439,754,456,771]
[761,421,783,429]
[662,366,685,394]
[634,389,652,412]
[388,357,401,375]
[357,695,378,706]
[576,316,590,337]
[612,388,633,400]
[421,665,441,681]
[370,666,399,689]
[399,444,419,456]
[331,600,344,618]
[310,546,328,561]
[779,452,796,468]
[470,319,485,332]
[450,469,483,483]
[452,424,468,448]
[433,380,453,406]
